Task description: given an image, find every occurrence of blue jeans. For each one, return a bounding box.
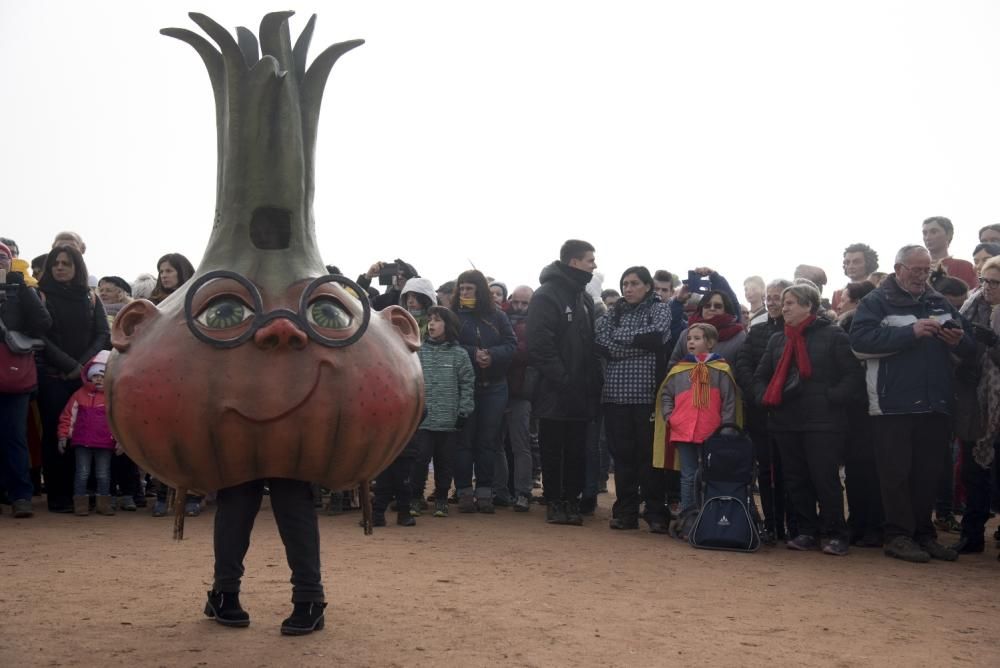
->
[676,442,700,512]
[74,447,112,497]
[455,382,508,499]
[0,392,34,502]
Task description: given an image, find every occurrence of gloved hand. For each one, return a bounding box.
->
[455,415,467,430]
[631,332,663,352]
[58,438,67,454]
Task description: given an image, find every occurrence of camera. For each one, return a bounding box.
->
[683,270,710,294]
[377,262,399,286]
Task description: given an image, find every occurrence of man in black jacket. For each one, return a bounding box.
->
[526,240,602,525]
[735,278,792,542]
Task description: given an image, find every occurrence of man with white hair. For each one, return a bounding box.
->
[850,244,976,563]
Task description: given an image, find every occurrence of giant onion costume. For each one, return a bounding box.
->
[105,11,425,633]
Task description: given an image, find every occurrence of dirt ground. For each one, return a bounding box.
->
[1,493,998,668]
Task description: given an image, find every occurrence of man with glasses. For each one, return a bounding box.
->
[850,245,976,563]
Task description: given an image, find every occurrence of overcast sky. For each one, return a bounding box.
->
[3,1,1000,298]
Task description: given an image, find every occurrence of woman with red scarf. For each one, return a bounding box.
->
[668,289,746,369]
[753,283,864,556]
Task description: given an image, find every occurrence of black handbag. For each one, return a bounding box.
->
[0,318,45,354]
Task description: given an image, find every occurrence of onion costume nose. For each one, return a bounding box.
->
[254,317,308,351]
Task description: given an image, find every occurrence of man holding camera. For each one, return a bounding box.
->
[356,259,419,310]
[850,244,976,563]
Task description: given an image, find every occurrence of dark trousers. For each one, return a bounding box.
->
[0,392,34,502]
[603,403,665,521]
[872,413,951,543]
[748,427,788,538]
[410,429,455,500]
[111,452,140,498]
[844,413,883,541]
[36,375,80,509]
[959,438,999,543]
[213,478,323,603]
[538,418,587,502]
[374,451,415,515]
[455,382,508,498]
[774,430,847,541]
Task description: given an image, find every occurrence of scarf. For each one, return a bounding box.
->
[762,314,817,408]
[459,296,476,310]
[688,353,715,408]
[689,312,743,341]
[652,354,742,471]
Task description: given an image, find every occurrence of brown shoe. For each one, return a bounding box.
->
[73,495,90,516]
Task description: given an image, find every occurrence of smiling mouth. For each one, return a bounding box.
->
[224,363,326,423]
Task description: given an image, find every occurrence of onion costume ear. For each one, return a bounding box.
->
[381,305,421,352]
[111,299,161,352]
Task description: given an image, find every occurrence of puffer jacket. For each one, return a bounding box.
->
[661,354,737,444]
[753,316,864,432]
[850,275,976,416]
[527,261,602,420]
[418,338,475,431]
[596,292,672,405]
[57,354,115,449]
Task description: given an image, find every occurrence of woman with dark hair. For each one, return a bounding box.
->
[754,283,864,556]
[668,286,747,368]
[595,266,673,532]
[0,241,52,517]
[36,245,110,513]
[835,281,876,321]
[148,252,200,516]
[150,253,196,305]
[836,280,883,547]
[450,269,517,513]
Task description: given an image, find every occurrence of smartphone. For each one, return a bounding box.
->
[377,262,399,286]
[941,319,962,330]
[683,270,710,294]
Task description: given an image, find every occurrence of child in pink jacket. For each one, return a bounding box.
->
[58,350,118,516]
[660,324,738,514]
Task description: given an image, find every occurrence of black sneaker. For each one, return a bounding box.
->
[513,494,530,513]
[204,590,250,628]
[280,602,327,636]
[884,536,931,563]
[918,539,958,562]
[609,516,639,530]
[786,534,819,551]
[397,512,416,527]
[546,501,568,524]
[821,538,849,556]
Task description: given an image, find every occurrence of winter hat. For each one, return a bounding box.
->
[86,350,111,380]
[401,277,437,308]
[100,275,133,296]
[489,281,508,302]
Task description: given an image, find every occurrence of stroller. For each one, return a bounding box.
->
[686,424,761,553]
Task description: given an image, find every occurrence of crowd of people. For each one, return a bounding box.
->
[2,218,1000,567]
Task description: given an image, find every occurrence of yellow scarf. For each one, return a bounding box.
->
[652,357,742,470]
[459,296,476,309]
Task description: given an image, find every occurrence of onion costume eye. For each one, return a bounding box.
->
[196,297,255,329]
[307,298,351,330]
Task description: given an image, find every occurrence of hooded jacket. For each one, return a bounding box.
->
[57,352,116,449]
[418,338,475,431]
[850,275,976,417]
[527,261,602,420]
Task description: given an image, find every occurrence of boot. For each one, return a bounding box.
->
[281,601,327,636]
[204,590,250,628]
[564,500,584,526]
[118,495,138,512]
[546,501,568,524]
[73,495,89,517]
[95,495,115,516]
[397,511,416,527]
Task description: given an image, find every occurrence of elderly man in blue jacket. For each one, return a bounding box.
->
[850,244,977,563]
